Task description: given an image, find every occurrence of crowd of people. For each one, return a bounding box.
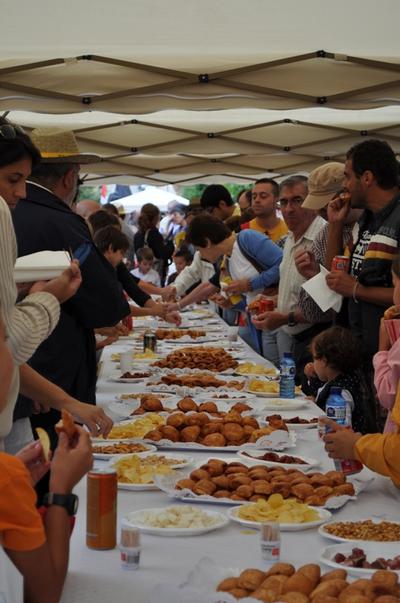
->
[1,117,400,601]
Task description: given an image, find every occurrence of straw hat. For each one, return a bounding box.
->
[30,127,100,164]
[302,162,345,210]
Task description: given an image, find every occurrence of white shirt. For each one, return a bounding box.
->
[228,241,260,303]
[131,267,161,287]
[278,216,326,335]
[173,251,215,296]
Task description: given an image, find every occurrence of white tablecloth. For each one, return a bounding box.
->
[61,312,400,603]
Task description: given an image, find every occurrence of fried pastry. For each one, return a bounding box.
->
[264,563,295,578]
[203,433,226,447]
[238,568,266,590]
[217,577,239,592]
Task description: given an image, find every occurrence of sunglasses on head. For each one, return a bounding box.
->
[0,123,26,140]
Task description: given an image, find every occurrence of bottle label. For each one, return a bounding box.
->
[326,405,346,423]
[280,366,295,377]
[260,541,281,561]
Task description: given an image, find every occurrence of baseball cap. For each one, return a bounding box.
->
[302,162,345,210]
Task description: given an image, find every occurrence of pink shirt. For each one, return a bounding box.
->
[373,337,400,433]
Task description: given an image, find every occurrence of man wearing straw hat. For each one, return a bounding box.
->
[12,127,130,448]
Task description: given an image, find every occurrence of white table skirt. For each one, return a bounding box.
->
[61,313,400,603]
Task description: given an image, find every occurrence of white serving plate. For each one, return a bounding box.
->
[318,518,400,543]
[110,452,194,490]
[197,392,256,402]
[107,398,178,420]
[108,374,153,383]
[91,436,151,444]
[124,507,229,536]
[227,505,332,531]
[156,472,370,511]
[320,542,400,576]
[254,398,309,410]
[235,366,279,377]
[131,356,163,363]
[116,392,177,402]
[237,449,319,471]
[285,420,318,430]
[92,440,157,460]
[149,439,244,453]
[167,336,221,344]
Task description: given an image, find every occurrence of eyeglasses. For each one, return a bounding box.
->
[279,197,304,208]
[0,123,26,140]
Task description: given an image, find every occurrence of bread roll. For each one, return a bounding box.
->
[238,568,266,590]
[283,573,314,596]
[321,569,348,582]
[216,577,239,591]
[264,563,295,578]
[311,579,348,599]
[280,593,310,603]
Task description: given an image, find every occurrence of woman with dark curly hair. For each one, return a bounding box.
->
[134,202,174,284]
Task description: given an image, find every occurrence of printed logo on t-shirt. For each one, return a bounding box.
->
[351,229,372,277]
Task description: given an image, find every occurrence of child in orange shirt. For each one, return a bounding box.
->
[323,257,400,486]
[0,311,93,603]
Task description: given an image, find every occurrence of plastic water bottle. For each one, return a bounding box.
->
[325,387,363,475]
[325,387,348,425]
[279,352,296,398]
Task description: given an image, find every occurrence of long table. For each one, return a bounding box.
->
[61,311,400,603]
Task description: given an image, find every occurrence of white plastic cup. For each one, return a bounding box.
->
[120,351,133,373]
[227,326,239,342]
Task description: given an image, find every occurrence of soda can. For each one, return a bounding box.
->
[332,255,350,272]
[143,332,157,353]
[257,298,275,313]
[122,314,133,332]
[337,458,363,476]
[325,425,363,476]
[86,468,117,550]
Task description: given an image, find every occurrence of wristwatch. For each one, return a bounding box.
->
[43,492,79,516]
[287,311,297,327]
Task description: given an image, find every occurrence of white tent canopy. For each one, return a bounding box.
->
[1,0,400,184]
[110,187,189,212]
